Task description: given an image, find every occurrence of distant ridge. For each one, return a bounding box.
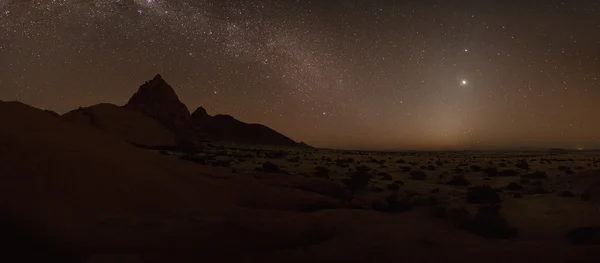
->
[191,106,304,147]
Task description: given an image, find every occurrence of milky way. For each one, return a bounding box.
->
[1,1,599,150]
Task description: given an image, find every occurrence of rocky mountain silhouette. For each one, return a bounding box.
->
[120,74,304,148]
[191,106,302,147]
[124,74,196,145]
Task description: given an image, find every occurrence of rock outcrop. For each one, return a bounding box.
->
[62,103,176,148]
[125,74,195,145]
[192,106,301,147]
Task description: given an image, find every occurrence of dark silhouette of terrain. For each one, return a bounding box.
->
[2,99,600,262]
[192,106,301,147]
[63,103,176,148]
[1,75,600,262]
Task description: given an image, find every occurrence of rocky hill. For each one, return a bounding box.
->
[62,103,177,148]
[192,106,301,147]
[124,74,196,145]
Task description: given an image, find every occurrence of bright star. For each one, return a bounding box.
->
[460,79,468,86]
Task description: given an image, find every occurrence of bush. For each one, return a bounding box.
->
[470,165,482,172]
[409,170,427,180]
[459,205,518,239]
[483,167,498,177]
[505,182,524,191]
[559,190,576,197]
[466,186,501,204]
[581,191,592,201]
[344,171,371,194]
[266,151,287,159]
[521,171,548,179]
[446,175,471,186]
[515,160,530,170]
[314,166,330,178]
[378,172,392,181]
[384,194,413,213]
[387,182,401,191]
[355,165,371,173]
[261,162,283,173]
[180,154,207,165]
[371,186,384,193]
[430,206,447,218]
[499,169,519,177]
[211,160,232,167]
[565,226,600,245]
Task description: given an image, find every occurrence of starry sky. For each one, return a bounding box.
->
[1,0,599,150]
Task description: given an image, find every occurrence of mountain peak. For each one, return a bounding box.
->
[192,107,209,118]
[153,74,164,81]
[125,75,195,144]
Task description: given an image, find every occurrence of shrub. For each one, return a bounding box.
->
[505,182,524,191]
[384,194,412,213]
[515,160,530,170]
[180,154,207,165]
[378,172,393,181]
[313,166,330,178]
[565,226,600,245]
[466,186,500,204]
[446,175,471,186]
[459,205,518,239]
[261,162,283,173]
[355,165,371,173]
[499,169,519,177]
[371,186,384,193]
[266,151,287,159]
[430,206,447,218]
[211,160,232,167]
[344,171,371,194]
[581,191,592,201]
[483,167,498,177]
[470,165,482,172]
[521,171,547,179]
[387,182,401,191]
[409,170,427,180]
[559,190,576,197]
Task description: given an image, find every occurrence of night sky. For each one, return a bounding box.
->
[1,1,599,150]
